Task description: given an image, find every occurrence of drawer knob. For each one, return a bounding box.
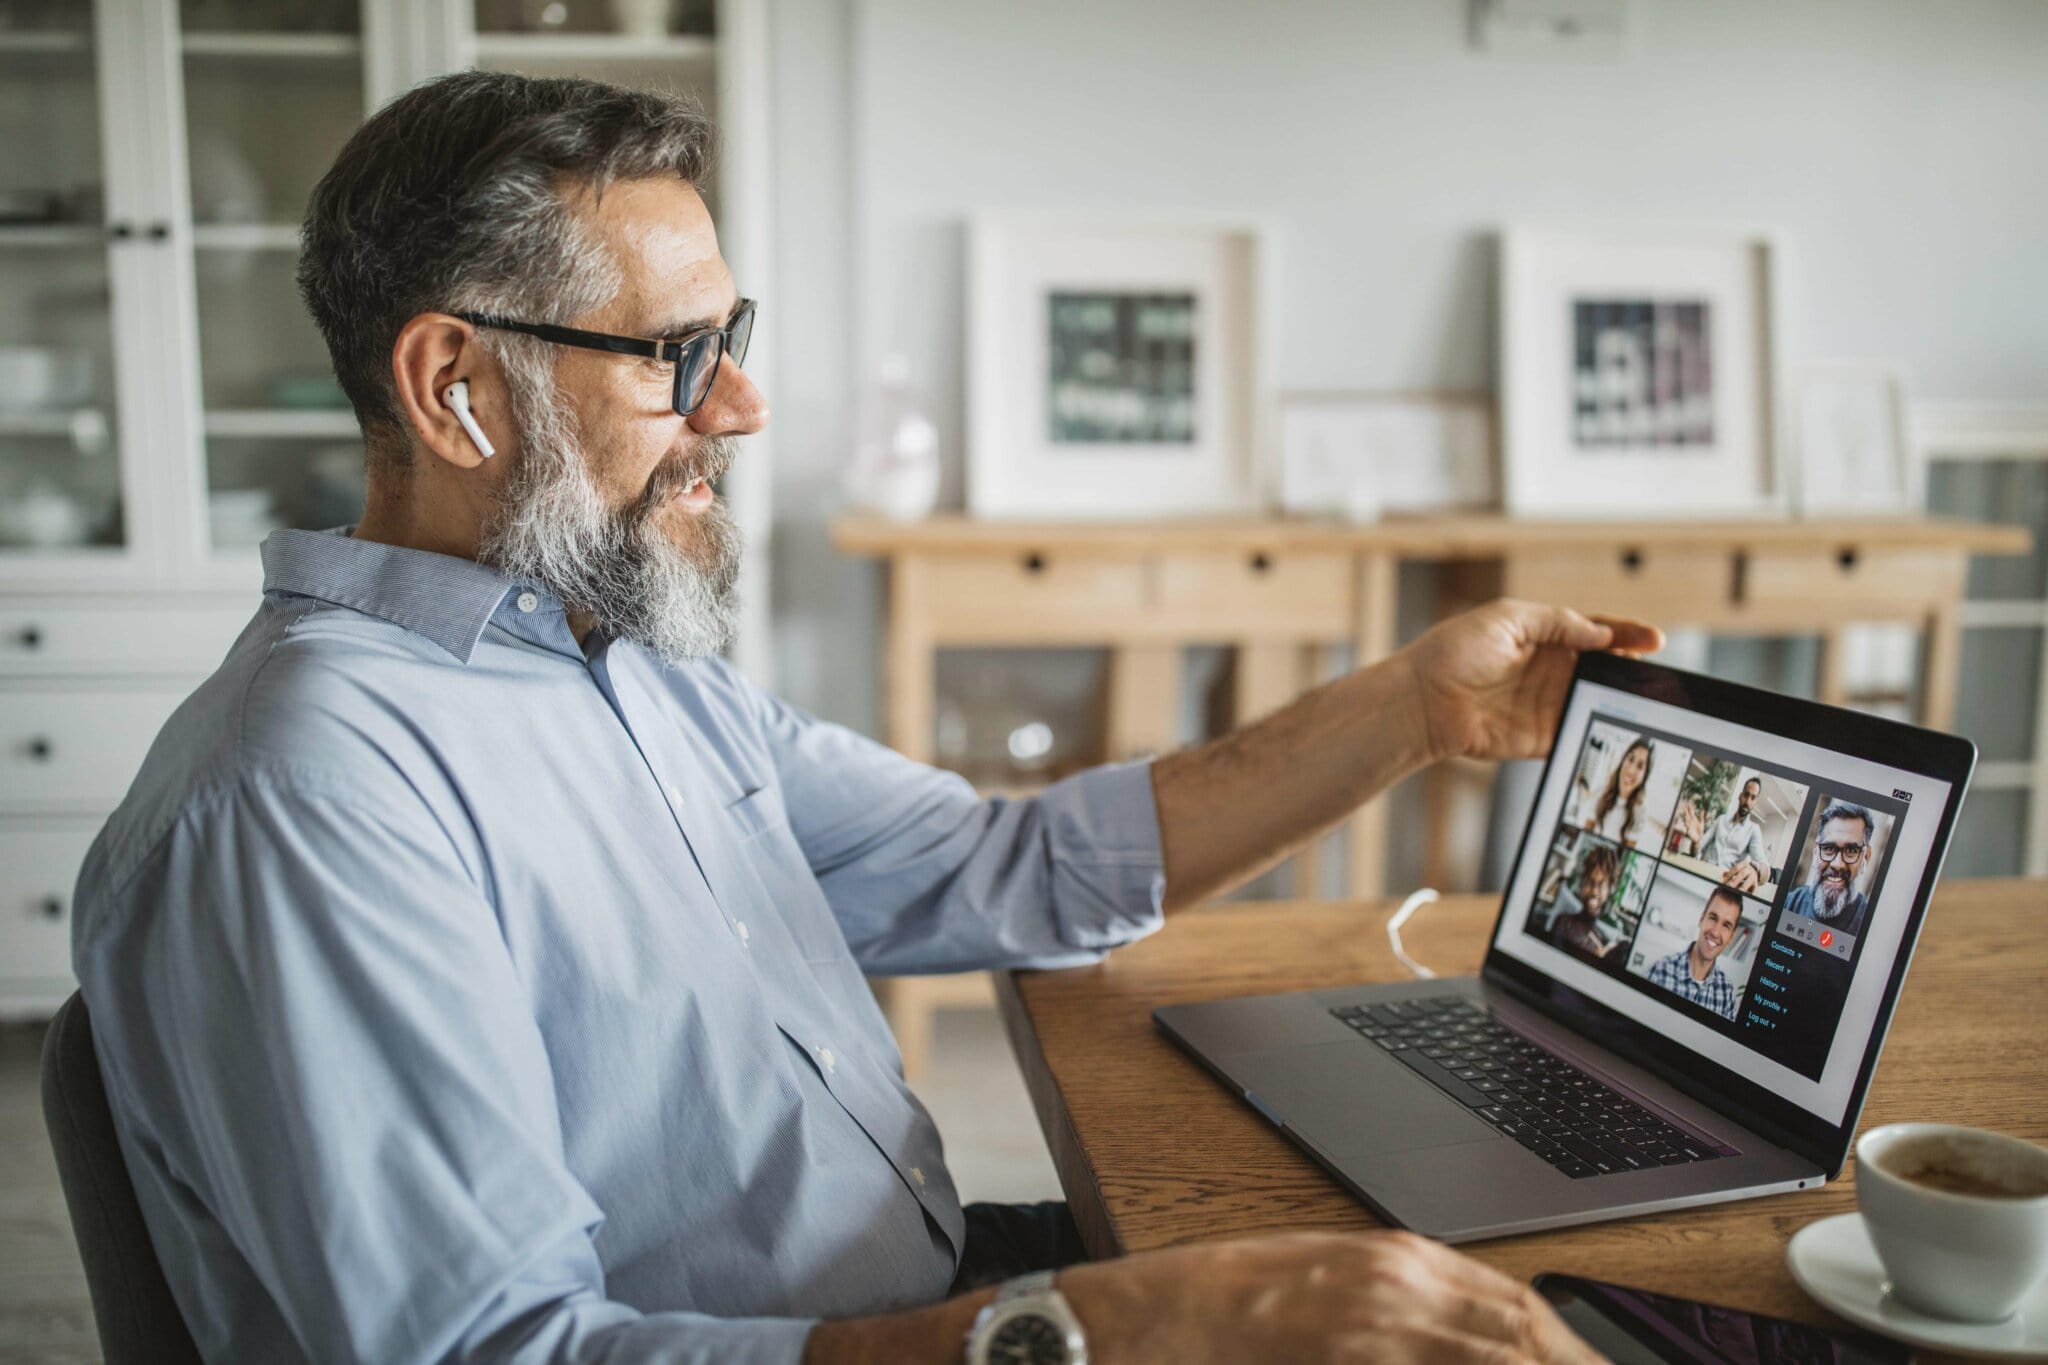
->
[39,896,63,921]
[1021,552,1047,575]
[1837,547,1860,571]
[14,625,40,650]
[26,736,52,762]
[1619,548,1645,573]
[1249,551,1272,574]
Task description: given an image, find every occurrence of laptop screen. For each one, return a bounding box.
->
[1489,674,1954,1128]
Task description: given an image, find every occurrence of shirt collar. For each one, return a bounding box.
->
[260,528,519,663]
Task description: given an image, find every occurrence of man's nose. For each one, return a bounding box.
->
[689,355,770,437]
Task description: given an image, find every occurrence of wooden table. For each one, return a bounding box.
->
[995,878,2048,1345]
[837,514,2030,1076]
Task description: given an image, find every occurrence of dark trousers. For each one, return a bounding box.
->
[949,1200,1090,1295]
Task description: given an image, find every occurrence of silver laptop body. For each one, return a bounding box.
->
[1156,654,1975,1243]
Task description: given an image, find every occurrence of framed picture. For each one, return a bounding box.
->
[1278,392,1496,521]
[1500,225,1781,518]
[1787,363,1911,516]
[968,213,1269,519]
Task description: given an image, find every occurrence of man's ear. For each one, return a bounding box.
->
[391,314,502,470]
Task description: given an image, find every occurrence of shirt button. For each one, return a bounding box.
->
[911,1166,926,1187]
[664,783,682,806]
[515,591,539,613]
[817,1046,836,1073]
[734,920,750,946]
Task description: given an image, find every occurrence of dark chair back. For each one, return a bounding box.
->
[40,992,203,1364]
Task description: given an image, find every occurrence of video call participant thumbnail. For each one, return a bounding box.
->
[1546,841,1622,961]
[1644,884,1744,1021]
[1676,775,1770,891]
[1785,799,1885,941]
[1564,722,1686,852]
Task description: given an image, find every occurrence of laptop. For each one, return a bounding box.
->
[1155,651,1976,1242]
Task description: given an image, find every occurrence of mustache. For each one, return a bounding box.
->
[632,436,737,515]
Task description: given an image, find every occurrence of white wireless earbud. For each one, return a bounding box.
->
[445,380,495,459]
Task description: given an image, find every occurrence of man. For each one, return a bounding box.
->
[1784,801,1877,940]
[1645,886,1745,1019]
[1546,844,1622,960]
[1678,776,1772,892]
[73,73,1653,1364]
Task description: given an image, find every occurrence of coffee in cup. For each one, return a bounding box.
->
[1855,1122,2048,1323]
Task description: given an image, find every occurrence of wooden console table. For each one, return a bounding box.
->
[832,514,2027,1075]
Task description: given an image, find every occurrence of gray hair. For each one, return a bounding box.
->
[296,70,715,466]
[1816,800,1876,845]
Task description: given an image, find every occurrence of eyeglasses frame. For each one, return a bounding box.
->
[456,298,756,417]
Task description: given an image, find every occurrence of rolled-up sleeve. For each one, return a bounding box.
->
[75,769,817,1365]
[746,684,1167,975]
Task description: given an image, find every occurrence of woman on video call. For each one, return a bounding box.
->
[1589,736,1657,848]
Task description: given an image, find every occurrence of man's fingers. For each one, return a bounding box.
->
[1591,613,1665,656]
[1516,603,1615,652]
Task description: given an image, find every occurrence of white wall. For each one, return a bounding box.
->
[770,0,2048,729]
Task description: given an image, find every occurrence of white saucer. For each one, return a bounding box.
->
[1786,1213,2048,1359]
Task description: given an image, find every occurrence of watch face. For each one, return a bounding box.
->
[988,1312,1072,1365]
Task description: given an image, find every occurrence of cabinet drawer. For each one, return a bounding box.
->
[0,824,95,983]
[0,602,248,676]
[1505,547,1735,624]
[1155,549,1352,637]
[1,688,188,813]
[1746,548,1966,614]
[922,550,1148,641]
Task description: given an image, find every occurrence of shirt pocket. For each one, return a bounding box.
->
[726,784,790,842]
[723,787,847,964]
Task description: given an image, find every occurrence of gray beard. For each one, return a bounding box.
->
[477,357,740,666]
[1811,877,1853,918]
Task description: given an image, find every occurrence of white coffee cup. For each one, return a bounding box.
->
[1855,1122,2048,1323]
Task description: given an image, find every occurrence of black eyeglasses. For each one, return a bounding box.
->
[458,298,756,417]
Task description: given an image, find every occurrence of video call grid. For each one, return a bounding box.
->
[1525,710,1913,1057]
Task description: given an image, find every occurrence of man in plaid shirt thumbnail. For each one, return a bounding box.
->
[1646,884,1744,1019]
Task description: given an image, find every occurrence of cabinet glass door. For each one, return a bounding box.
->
[0,11,129,563]
[181,0,369,557]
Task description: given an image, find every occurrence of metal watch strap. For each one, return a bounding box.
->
[995,1270,1057,1303]
[964,1269,1089,1365]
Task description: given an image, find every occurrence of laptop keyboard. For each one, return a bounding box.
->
[1329,997,1733,1179]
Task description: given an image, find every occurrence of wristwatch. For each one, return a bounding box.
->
[963,1269,1089,1365]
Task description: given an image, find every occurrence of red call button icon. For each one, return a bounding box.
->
[1819,930,1834,948]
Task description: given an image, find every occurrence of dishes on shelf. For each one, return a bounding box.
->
[0,481,95,549]
[0,346,92,411]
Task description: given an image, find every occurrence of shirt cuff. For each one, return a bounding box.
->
[1036,759,1168,953]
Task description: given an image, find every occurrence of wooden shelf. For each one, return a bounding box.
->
[472,32,714,63]
[832,512,2036,558]
[181,32,360,60]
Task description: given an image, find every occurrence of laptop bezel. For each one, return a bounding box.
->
[1479,651,1976,1178]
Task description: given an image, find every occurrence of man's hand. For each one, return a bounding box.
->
[1721,861,1763,892]
[1675,798,1706,847]
[807,1230,1602,1365]
[1063,1231,1601,1365]
[1403,600,1663,764]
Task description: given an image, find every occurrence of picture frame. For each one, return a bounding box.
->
[968,212,1270,519]
[1786,363,1912,517]
[1499,225,1781,518]
[1277,392,1497,521]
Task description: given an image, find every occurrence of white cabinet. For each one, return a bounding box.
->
[0,0,773,1014]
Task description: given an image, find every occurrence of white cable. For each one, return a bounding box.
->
[1386,887,1441,980]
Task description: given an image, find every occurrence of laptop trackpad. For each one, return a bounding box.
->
[1231,1042,1495,1158]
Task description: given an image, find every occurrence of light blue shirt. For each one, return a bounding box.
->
[72,529,1166,1365]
